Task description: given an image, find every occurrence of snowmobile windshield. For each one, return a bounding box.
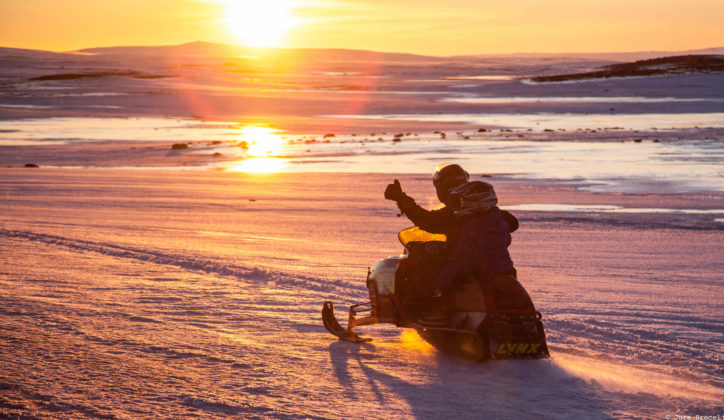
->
[398,226,446,247]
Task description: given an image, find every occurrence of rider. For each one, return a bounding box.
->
[384,164,518,320]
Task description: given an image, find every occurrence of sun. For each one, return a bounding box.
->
[223,0,300,47]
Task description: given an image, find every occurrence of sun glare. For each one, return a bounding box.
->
[229,157,288,173]
[223,0,299,47]
[238,125,285,157]
[228,125,288,173]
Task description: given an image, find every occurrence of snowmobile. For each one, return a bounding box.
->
[322,226,550,361]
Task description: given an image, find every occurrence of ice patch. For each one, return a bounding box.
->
[2,116,721,194]
[501,204,724,215]
[0,117,244,145]
[0,104,54,109]
[440,96,723,104]
[316,71,362,76]
[443,75,515,81]
[331,112,724,130]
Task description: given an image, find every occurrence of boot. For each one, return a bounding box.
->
[416,295,450,326]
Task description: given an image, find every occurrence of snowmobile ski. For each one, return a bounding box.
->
[322,301,372,343]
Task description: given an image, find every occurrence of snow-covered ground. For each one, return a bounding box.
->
[1,170,721,418]
[1,45,722,418]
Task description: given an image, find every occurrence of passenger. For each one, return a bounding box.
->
[431,180,515,296]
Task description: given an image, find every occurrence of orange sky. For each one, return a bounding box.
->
[1,0,722,55]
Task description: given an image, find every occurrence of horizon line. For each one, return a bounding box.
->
[2,40,723,59]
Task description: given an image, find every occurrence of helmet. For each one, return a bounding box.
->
[432,163,469,203]
[449,181,498,215]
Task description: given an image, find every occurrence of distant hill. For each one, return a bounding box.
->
[0,46,79,60]
[74,41,441,64]
[74,43,724,64]
[530,55,724,82]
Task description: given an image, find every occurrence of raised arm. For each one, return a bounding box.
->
[385,179,454,234]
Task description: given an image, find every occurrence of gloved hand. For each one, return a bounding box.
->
[384,179,405,202]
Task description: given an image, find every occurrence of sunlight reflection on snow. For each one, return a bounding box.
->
[554,353,724,402]
[228,157,287,173]
[399,330,435,355]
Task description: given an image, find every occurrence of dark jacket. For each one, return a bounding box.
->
[433,207,514,293]
[396,194,517,294]
[396,193,518,237]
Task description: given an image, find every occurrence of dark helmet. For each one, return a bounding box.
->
[449,181,498,215]
[432,163,469,203]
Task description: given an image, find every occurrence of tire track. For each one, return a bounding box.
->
[0,228,362,296]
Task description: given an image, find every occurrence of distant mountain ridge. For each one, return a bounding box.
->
[531,54,724,82]
[452,47,724,61]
